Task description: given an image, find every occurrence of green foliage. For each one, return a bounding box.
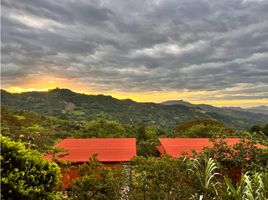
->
[250,125,262,133]
[47,146,69,163]
[175,118,235,138]
[71,158,124,200]
[0,136,60,200]
[68,155,268,200]
[249,123,268,136]
[82,119,126,138]
[188,159,268,200]
[130,156,195,199]
[263,124,268,136]
[200,137,268,172]
[189,158,221,198]
[136,140,159,157]
[224,172,268,200]
[130,124,160,157]
[2,88,268,129]
[1,105,80,151]
[176,119,227,131]
[1,90,268,199]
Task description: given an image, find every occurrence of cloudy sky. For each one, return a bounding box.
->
[1,0,268,107]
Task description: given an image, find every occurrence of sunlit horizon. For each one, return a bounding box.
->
[2,85,268,108]
[2,0,268,109]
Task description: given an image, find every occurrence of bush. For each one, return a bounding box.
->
[1,136,60,199]
[130,156,195,199]
[201,137,268,171]
[71,159,125,200]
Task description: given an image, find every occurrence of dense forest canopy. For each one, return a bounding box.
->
[2,89,268,130]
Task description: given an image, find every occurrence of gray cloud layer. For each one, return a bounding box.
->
[1,0,268,100]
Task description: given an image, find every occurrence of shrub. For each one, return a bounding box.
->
[71,158,124,200]
[1,136,60,199]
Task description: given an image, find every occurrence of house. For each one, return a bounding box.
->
[44,138,136,189]
[157,138,247,157]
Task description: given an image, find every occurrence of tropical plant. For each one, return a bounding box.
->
[189,158,221,198]
[224,172,268,200]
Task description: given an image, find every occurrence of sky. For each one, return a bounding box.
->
[1,0,268,107]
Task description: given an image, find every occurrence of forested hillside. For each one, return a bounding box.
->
[0,105,79,151]
[1,89,268,129]
[2,88,268,129]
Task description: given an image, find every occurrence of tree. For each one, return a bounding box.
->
[262,124,268,136]
[249,125,262,133]
[0,106,77,152]
[71,158,124,200]
[131,124,160,157]
[82,119,126,138]
[249,123,268,137]
[130,156,195,199]
[1,136,60,200]
[197,136,268,182]
[175,119,234,138]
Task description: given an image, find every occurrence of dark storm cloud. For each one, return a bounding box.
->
[1,0,268,99]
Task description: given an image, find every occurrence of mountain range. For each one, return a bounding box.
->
[1,88,268,129]
[162,100,268,115]
[226,106,268,115]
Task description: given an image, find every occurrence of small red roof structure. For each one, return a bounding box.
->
[158,138,252,157]
[44,138,136,163]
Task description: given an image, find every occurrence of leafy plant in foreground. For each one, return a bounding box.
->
[1,136,61,200]
[224,172,268,200]
[189,158,221,199]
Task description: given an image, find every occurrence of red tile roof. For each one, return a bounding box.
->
[158,138,243,157]
[44,138,136,163]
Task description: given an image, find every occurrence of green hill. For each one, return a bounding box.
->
[1,88,268,129]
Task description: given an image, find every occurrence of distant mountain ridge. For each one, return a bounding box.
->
[161,100,194,107]
[162,100,268,115]
[227,106,268,115]
[1,88,268,129]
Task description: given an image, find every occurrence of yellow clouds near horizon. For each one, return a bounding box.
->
[3,76,95,94]
[102,91,268,108]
